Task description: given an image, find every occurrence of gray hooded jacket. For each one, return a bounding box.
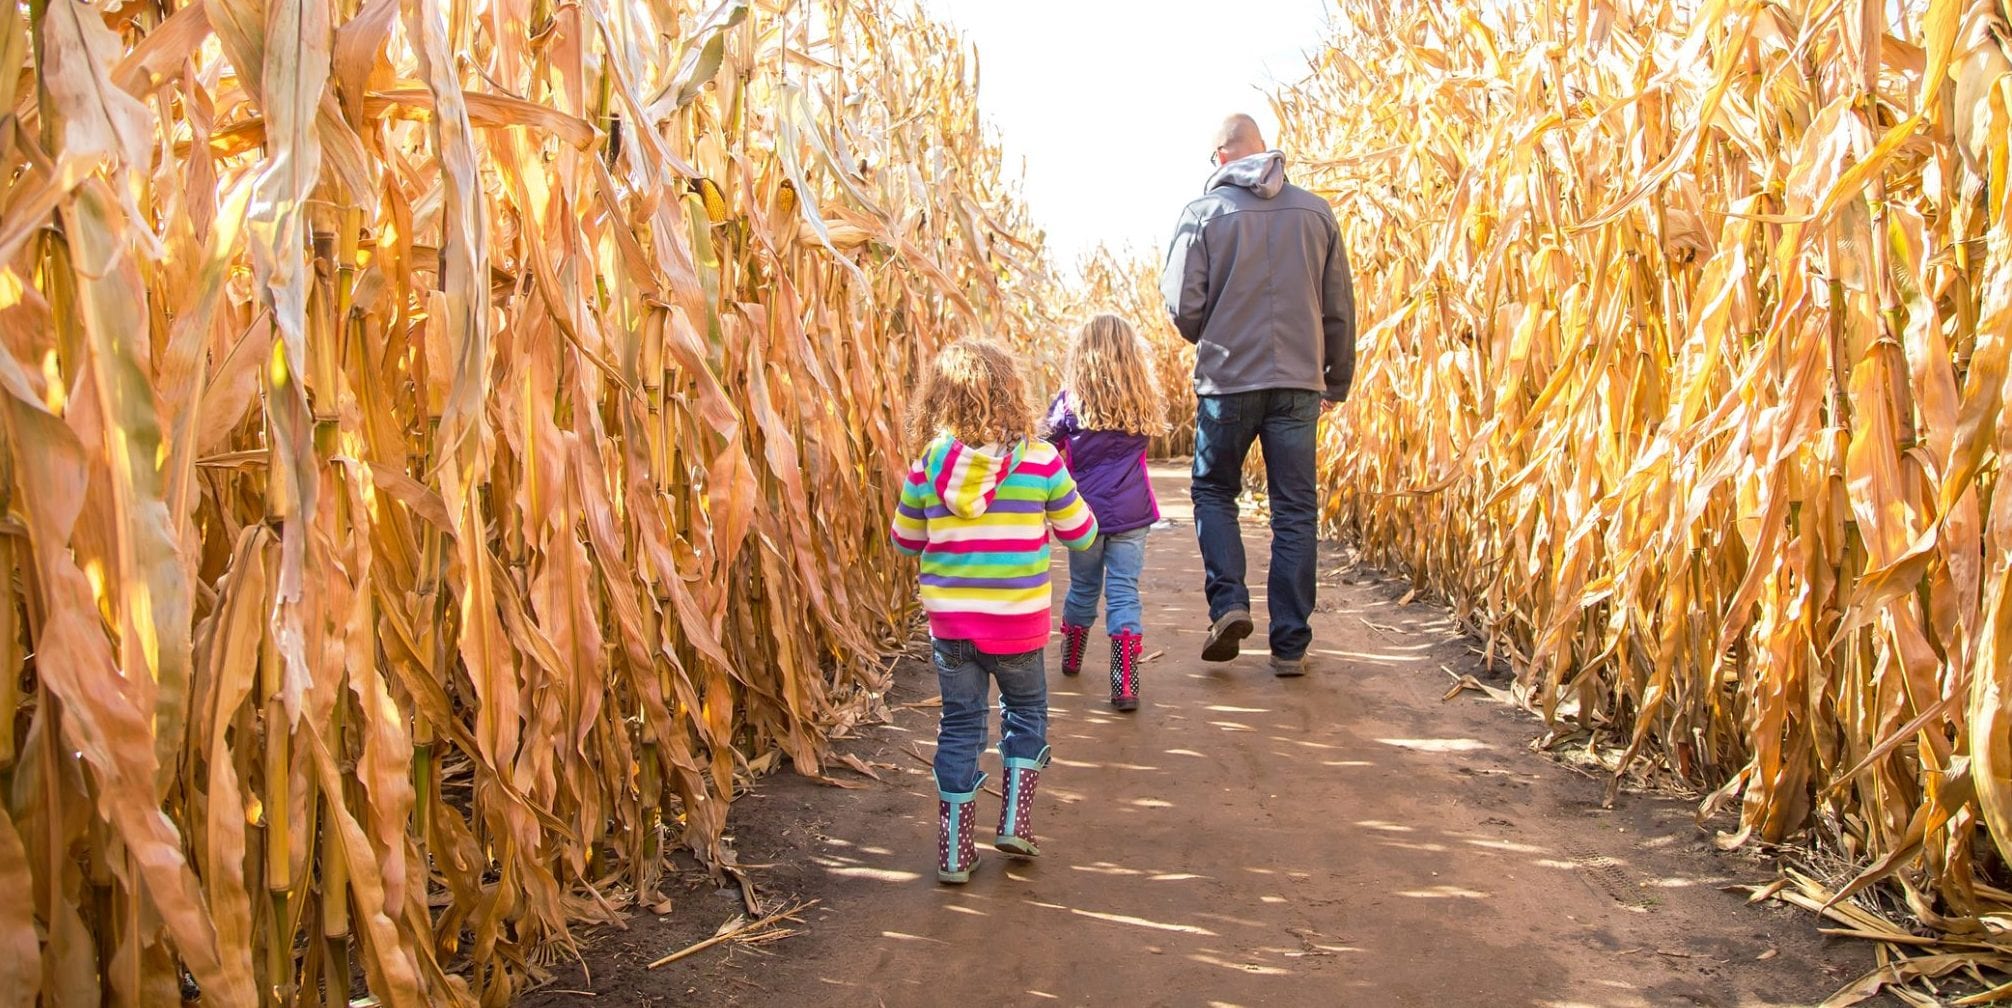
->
[1160,151,1356,401]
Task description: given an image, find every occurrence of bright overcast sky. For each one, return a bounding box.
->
[914,0,1339,270]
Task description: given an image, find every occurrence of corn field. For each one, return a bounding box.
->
[1283,0,2012,991]
[0,0,1057,1003]
[24,0,2012,999]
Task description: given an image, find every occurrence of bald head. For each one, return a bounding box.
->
[1211,114,1266,165]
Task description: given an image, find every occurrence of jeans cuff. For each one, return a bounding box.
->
[999,743,1050,769]
[934,769,985,800]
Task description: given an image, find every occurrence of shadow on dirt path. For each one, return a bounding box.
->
[517,465,1877,1008]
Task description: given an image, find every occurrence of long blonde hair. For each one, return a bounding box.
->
[1063,314,1166,435]
[906,338,1035,450]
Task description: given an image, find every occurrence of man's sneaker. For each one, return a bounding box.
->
[1270,653,1308,677]
[1201,609,1254,662]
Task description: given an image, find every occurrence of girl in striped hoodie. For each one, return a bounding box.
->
[891,339,1099,884]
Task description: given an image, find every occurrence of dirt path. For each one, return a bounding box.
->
[520,466,1876,1008]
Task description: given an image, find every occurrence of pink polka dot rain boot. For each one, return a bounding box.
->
[1110,630,1143,712]
[936,771,983,884]
[1059,622,1091,677]
[993,746,1050,858]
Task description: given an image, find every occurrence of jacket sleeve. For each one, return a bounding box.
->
[1041,393,1077,472]
[889,462,929,556]
[1040,391,1076,443]
[1160,203,1210,345]
[1321,221,1358,402]
[1043,462,1099,552]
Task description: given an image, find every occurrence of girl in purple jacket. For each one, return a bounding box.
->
[1044,314,1167,711]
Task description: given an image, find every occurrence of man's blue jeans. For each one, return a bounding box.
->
[1191,389,1321,659]
[931,638,1048,795]
[1063,527,1150,635]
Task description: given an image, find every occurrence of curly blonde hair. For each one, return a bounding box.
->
[906,338,1035,451]
[1063,314,1167,436]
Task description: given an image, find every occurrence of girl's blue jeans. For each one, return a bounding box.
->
[931,638,1047,795]
[1063,527,1150,635]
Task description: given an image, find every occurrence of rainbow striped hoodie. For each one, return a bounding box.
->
[890,434,1099,653]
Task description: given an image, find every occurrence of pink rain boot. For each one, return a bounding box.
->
[1110,630,1142,711]
[993,746,1051,857]
[1059,622,1090,677]
[936,772,984,884]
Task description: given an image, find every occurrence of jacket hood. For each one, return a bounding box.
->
[1205,150,1287,199]
[923,434,1023,519]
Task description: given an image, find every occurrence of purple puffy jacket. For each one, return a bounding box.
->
[1042,392,1160,536]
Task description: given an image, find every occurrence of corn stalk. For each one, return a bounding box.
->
[1284,0,2012,987]
[0,0,1053,1003]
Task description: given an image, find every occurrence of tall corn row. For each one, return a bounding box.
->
[0,0,1047,1003]
[1285,0,2012,962]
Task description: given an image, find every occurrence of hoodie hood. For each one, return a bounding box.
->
[923,434,1023,519]
[1205,150,1287,199]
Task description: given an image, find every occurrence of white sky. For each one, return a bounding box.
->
[914,0,1338,271]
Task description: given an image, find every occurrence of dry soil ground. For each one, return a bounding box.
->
[517,466,1882,1008]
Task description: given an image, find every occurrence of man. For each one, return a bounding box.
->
[1160,113,1356,677]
